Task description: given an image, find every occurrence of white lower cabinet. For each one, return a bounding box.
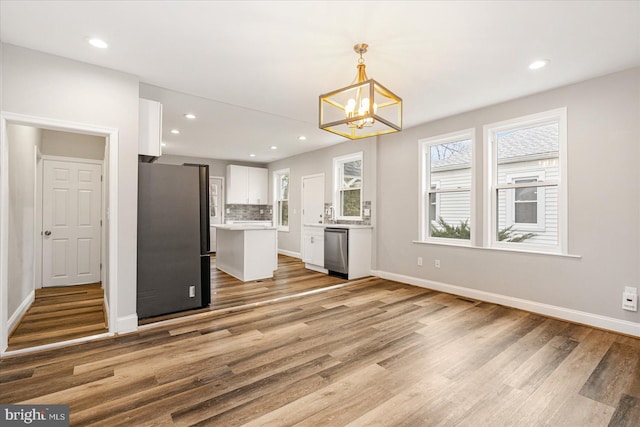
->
[302,225,372,279]
[302,227,325,271]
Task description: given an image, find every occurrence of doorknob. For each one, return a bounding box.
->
[44,230,51,236]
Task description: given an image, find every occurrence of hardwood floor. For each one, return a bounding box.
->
[7,283,108,351]
[2,275,639,426]
[139,254,346,324]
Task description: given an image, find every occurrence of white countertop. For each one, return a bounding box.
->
[213,224,277,231]
[303,223,373,229]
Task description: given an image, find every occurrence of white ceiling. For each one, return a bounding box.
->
[1,1,639,162]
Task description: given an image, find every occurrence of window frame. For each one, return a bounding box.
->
[333,152,363,221]
[418,129,475,246]
[484,108,567,253]
[272,168,290,231]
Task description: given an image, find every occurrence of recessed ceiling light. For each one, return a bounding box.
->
[87,38,108,49]
[170,129,180,134]
[249,154,256,157]
[298,136,307,141]
[270,146,278,150]
[528,59,549,70]
[184,113,197,120]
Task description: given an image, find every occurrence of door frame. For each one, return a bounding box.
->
[0,112,119,353]
[37,155,104,289]
[300,173,325,259]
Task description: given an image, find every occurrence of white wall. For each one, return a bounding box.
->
[6,124,40,321]
[41,129,105,160]
[2,44,140,329]
[267,137,377,260]
[156,154,264,178]
[376,67,640,325]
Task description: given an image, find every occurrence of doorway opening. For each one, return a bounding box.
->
[0,113,119,354]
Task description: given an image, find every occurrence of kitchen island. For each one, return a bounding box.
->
[213,224,278,281]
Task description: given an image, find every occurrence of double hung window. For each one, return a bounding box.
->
[486,108,566,251]
[334,152,363,220]
[273,168,290,231]
[419,130,474,243]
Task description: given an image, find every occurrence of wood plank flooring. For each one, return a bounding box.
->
[2,275,639,426]
[140,254,346,324]
[7,283,108,351]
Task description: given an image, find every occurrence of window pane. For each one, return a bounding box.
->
[497,123,558,185]
[429,191,470,240]
[341,189,361,217]
[430,139,472,190]
[515,202,537,223]
[280,174,289,199]
[497,186,557,245]
[429,193,437,223]
[280,201,288,226]
[516,186,537,202]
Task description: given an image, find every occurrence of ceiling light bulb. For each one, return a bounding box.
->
[529,59,549,70]
[170,129,180,134]
[270,146,278,150]
[184,113,196,119]
[249,154,256,157]
[88,38,108,49]
[298,136,307,141]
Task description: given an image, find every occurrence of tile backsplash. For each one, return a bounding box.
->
[324,201,372,225]
[225,204,273,222]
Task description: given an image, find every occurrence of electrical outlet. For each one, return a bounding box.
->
[189,285,196,298]
[417,257,423,266]
[226,208,230,214]
[435,259,441,268]
[622,286,638,311]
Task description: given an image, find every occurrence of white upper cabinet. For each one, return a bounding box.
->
[248,167,268,204]
[138,99,163,157]
[226,165,268,204]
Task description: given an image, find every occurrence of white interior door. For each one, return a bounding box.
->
[302,174,324,225]
[42,159,102,287]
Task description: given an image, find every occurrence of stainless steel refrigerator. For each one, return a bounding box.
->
[137,162,211,319]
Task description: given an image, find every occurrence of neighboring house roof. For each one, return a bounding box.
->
[431,123,558,170]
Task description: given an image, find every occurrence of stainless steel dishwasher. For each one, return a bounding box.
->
[324,228,348,278]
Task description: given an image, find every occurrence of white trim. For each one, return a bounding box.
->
[1,332,112,358]
[333,152,363,221]
[278,249,300,259]
[411,239,581,258]
[372,270,639,337]
[305,263,328,274]
[209,175,225,226]
[39,154,103,165]
[117,314,139,334]
[0,111,120,353]
[8,290,35,335]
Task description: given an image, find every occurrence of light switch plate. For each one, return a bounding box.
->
[364,208,371,216]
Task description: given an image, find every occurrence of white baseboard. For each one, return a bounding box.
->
[116,314,139,334]
[8,290,35,334]
[372,270,640,337]
[305,263,328,274]
[278,249,301,259]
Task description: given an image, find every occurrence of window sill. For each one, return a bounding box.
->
[277,227,290,233]
[412,240,581,259]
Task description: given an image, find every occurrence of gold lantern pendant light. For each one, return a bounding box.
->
[319,43,402,140]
